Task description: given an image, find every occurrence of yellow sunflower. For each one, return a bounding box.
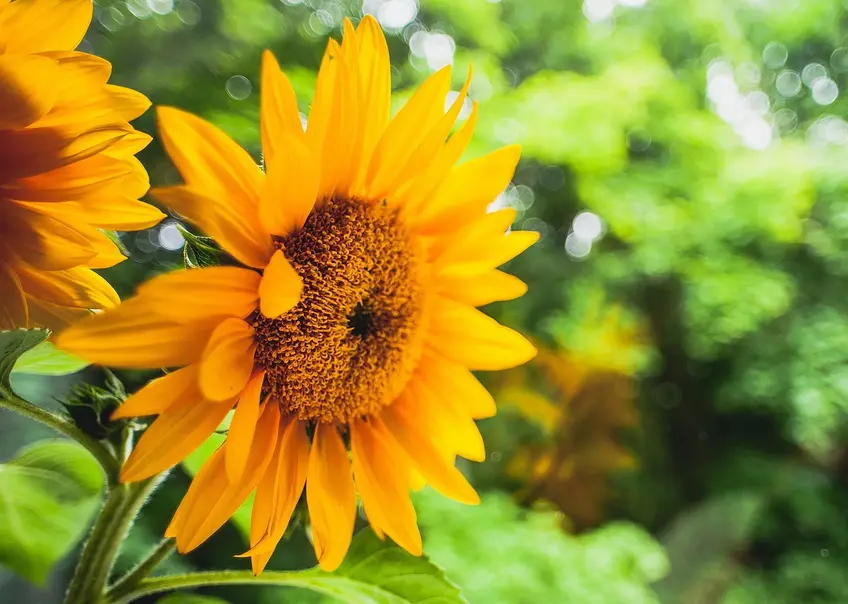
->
[0,0,162,330]
[56,16,537,572]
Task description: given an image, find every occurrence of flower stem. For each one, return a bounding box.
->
[105,570,326,604]
[0,386,121,483]
[105,538,177,602]
[65,476,163,604]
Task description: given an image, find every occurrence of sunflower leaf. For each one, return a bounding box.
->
[0,328,49,390]
[297,529,467,604]
[11,339,89,377]
[0,440,103,585]
[179,226,221,269]
[157,595,231,604]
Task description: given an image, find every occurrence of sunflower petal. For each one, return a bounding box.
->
[260,50,304,171]
[199,318,256,402]
[112,365,200,420]
[0,0,92,54]
[17,264,119,310]
[242,417,309,575]
[259,132,318,237]
[426,298,537,371]
[259,250,303,319]
[416,350,496,419]
[120,395,234,483]
[168,401,280,553]
[351,418,422,555]
[435,269,527,307]
[307,424,356,571]
[0,262,27,330]
[0,54,59,129]
[225,371,265,484]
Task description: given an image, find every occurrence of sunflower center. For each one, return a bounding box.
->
[252,197,428,424]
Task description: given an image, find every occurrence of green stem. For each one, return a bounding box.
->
[105,538,176,602]
[106,570,336,604]
[0,386,120,483]
[65,476,163,604]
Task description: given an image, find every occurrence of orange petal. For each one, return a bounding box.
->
[136,266,261,322]
[225,371,265,484]
[120,395,234,483]
[306,424,356,571]
[0,262,27,330]
[413,145,522,235]
[0,0,92,54]
[351,418,422,555]
[381,391,480,505]
[151,185,273,269]
[259,250,303,319]
[426,298,536,371]
[259,50,304,174]
[415,350,496,419]
[17,264,119,310]
[199,318,256,401]
[168,401,281,553]
[0,54,59,129]
[435,270,527,307]
[242,417,310,575]
[112,365,200,420]
[54,299,216,369]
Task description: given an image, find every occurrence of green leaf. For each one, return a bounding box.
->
[0,328,49,389]
[297,529,467,604]
[179,226,220,269]
[11,340,89,376]
[157,595,231,604]
[0,440,104,584]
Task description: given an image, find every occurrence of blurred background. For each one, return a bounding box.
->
[4,0,848,601]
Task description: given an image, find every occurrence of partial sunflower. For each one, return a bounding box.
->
[56,17,537,572]
[0,0,162,330]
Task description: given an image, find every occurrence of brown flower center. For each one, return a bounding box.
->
[252,197,428,424]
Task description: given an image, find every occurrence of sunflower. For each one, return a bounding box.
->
[56,16,537,572]
[0,0,162,330]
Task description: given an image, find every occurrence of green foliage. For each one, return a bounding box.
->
[179,226,222,269]
[11,340,89,377]
[0,328,48,390]
[0,441,103,584]
[61,371,127,440]
[296,529,466,604]
[415,491,666,603]
[158,595,230,604]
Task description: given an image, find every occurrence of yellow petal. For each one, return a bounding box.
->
[259,250,303,319]
[351,418,422,556]
[0,0,92,54]
[435,270,527,307]
[306,424,356,571]
[305,39,341,168]
[225,371,264,484]
[412,378,485,462]
[413,145,522,235]
[259,131,318,237]
[349,15,391,195]
[394,102,478,213]
[259,50,304,172]
[25,296,89,331]
[17,264,119,310]
[62,197,164,231]
[3,203,97,270]
[54,299,216,368]
[6,154,135,202]
[426,298,536,371]
[365,67,452,199]
[120,395,235,483]
[171,402,280,552]
[112,365,200,420]
[415,350,496,419]
[381,392,480,505]
[199,318,256,401]
[0,262,27,330]
[151,185,273,269]
[242,417,310,575]
[436,231,539,278]
[388,68,473,202]
[156,106,263,210]
[136,266,261,322]
[0,54,59,129]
